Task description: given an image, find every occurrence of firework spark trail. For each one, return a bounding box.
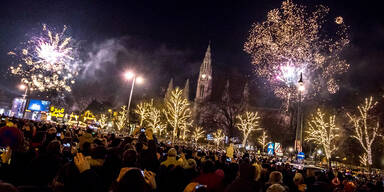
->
[244,0,349,103]
[9,24,79,93]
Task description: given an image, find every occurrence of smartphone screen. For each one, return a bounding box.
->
[63,143,71,147]
[56,133,61,137]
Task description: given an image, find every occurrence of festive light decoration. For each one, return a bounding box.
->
[305,108,339,161]
[134,101,151,127]
[49,106,64,118]
[81,110,96,122]
[213,129,225,147]
[9,24,79,92]
[163,88,192,143]
[67,112,79,126]
[98,114,108,129]
[236,111,262,147]
[359,153,368,167]
[258,130,269,152]
[180,122,191,141]
[244,0,349,102]
[146,102,166,137]
[192,126,205,143]
[347,96,380,166]
[116,105,128,130]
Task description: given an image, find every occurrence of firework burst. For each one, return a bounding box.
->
[9,24,79,92]
[244,0,349,102]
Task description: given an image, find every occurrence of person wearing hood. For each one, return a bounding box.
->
[160,148,183,167]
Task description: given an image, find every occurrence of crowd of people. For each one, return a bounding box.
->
[0,116,383,192]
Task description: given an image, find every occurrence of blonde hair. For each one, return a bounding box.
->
[252,163,262,181]
[293,173,304,185]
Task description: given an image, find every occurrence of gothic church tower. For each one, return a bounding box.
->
[195,43,212,103]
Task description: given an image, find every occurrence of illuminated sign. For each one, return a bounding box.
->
[82,110,96,122]
[27,99,50,112]
[50,106,65,118]
[267,142,274,155]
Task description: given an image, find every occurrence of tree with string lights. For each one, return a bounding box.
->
[192,126,205,144]
[347,96,381,167]
[258,130,269,152]
[146,102,166,137]
[134,101,151,127]
[116,105,128,131]
[98,114,108,129]
[236,111,262,147]
[213,129,225,147]
[305,108,339,165]
[163,87,192,143]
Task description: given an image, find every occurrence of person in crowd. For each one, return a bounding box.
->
[0,116,383,192]
[265,171,289,191]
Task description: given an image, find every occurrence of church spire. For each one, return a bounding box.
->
[165,78,173,101]
[195,43,213,103]
[183,79,190,101]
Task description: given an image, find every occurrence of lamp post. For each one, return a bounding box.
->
[295,73,305,153]
[124,71,144,130]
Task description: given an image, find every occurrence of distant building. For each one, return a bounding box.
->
[166,43,292,144]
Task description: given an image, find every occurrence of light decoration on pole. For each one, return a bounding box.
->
[134,101,151,127]
[347,96,380,166]
[9,24,80,92]
[258,130,269,152]
[116,105,128,131]
[163,88,192,143]
[192,126,205,144]
[236,111,262,147]
[213,129,225,147]
[244,0,350,102]
[305,108,339,162]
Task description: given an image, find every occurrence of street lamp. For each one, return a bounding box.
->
[295,73,305,153]
[123,71,144,129]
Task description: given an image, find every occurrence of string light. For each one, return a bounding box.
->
[116,105,128,130]
[192,126,205,143]
[305,108,339,161]
[163,87,192,143]
[146,102,166,137]
[347,96,380,166]
[258,130,269,151]
[236,111,262,147]
[213,129,225,147]
[98,114,108,129]
[134,101,152,127]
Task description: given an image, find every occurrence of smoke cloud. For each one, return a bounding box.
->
[69,37,200,111]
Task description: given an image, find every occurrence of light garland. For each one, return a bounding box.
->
[192,126,205,143]
[236,111,262,147]
[347,96,380,166]
[116,105,128,130]
[163,88,192,142]
[305,108,339,161]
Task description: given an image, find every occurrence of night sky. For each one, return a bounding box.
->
[0,0,383,109]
